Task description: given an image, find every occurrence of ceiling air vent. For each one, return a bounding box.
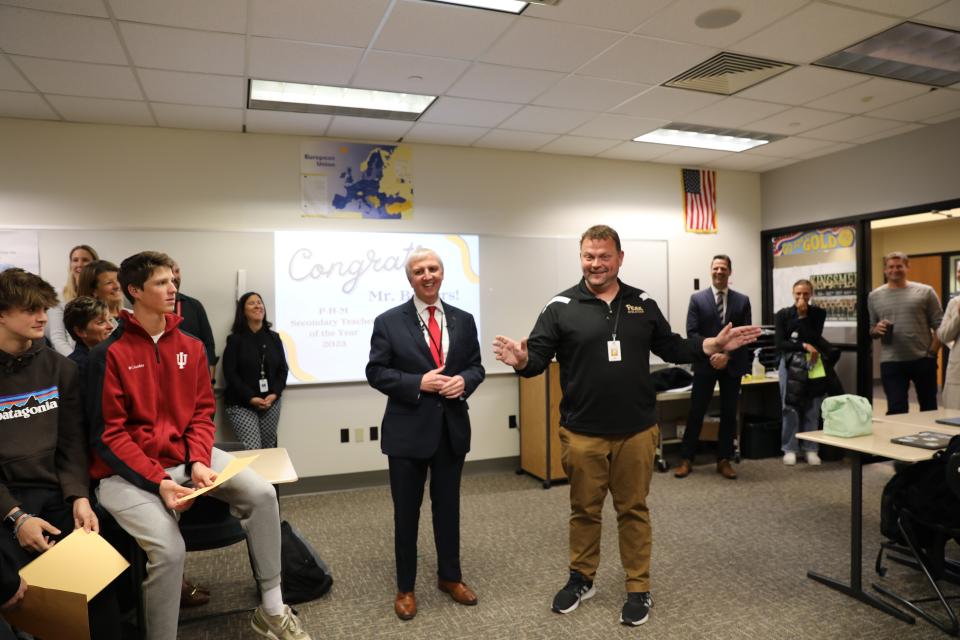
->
[663,52,794,95]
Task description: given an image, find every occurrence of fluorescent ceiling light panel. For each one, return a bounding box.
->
[815,22,960,87]
[422,0,528,14]
[248,80,436,121]
[633,123,782,152]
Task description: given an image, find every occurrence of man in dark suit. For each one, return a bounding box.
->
[675,255,752,480]
[366,248,485,621]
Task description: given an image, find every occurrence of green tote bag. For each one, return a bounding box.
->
[821,394,873,438]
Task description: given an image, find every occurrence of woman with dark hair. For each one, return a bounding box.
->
[46,244,99,355]
[77,260,124,327]
[775,279,829,467]
[222,292,289,449]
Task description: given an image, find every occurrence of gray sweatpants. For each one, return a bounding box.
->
[97,447,282,640]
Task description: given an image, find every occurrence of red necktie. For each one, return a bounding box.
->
[427,306,443,367]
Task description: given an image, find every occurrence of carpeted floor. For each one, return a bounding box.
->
[176,454,955,639]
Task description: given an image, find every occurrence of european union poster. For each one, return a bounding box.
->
[301,141,413,220]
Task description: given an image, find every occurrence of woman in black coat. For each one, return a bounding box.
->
[774,279,829,467]
[222,292,289,449]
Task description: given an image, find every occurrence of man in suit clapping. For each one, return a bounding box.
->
[674,255,752,480]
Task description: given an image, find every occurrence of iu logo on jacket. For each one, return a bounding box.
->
[176,352,188,370]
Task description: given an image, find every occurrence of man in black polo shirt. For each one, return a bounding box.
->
[493,225,759,627]
[172,260,217,380]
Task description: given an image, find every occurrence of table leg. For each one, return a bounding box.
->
[806,453,915,623]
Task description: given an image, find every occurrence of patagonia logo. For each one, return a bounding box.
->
[625,304,645,314]
[0,385,59,421]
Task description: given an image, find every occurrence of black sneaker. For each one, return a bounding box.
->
[551,571,596,614]
[620,591,652,626]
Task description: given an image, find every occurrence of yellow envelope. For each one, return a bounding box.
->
[175,454,259,504]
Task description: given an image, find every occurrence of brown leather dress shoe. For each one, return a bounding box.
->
[180,580,210,608]
[395,591,417,620]
[438,580,478,606]
[674,459,692,478]
[717,458,737,479]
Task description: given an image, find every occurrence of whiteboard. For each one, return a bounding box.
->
[33,230,668,379]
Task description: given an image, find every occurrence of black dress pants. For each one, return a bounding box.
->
[387,421,466,593]
[680,370,742,462]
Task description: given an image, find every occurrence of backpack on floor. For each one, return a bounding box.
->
[280,520,333,604]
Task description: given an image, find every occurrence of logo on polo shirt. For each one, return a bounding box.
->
[0,386,59,421]
[625,304,645,314]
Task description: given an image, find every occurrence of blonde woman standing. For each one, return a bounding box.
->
[46,244,98,355]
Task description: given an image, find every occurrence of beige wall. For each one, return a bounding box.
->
[0,117,763,478]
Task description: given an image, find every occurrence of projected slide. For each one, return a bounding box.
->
[275,231,480,385]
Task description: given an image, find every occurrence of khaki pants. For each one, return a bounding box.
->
[559,425,658,593]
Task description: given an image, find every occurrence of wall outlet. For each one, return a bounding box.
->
[508,414,517,429]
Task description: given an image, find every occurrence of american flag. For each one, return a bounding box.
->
[682,168,717,233]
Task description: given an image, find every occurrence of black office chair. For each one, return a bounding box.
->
[874,451,960,636]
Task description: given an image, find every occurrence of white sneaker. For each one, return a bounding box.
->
[783,452,797,466]
[251,605,312,640]
[806,451,822,466]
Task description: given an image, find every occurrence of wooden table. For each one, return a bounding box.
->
[797,408,960,623]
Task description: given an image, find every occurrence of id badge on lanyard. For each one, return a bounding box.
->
[607,298,623,362]
[258,350,268,392]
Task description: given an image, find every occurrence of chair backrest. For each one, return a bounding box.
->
[947,452,960,501]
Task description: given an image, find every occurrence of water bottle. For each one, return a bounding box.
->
[752,352,765,378]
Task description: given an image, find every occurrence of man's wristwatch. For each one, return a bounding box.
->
[4,508,28,531]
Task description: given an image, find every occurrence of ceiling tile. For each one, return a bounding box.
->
[539,135,621,156]
[744,107,849,135]
[0,0,106,17]
[569,113,667,139]
[853,122,923,143]
[244,109,331,136]
[446,63,564,103]
[0,89,58,119]
[533,75,648,111]
[473,129,557,151]
[498,105,596,134]
[802,115,905,141]
[866,88,960,122]
[0,6,126,64]
[249,38,362,86]
[109,0,246,33]
[705,153,788,171]
[924,108,960,124]
[524,0,673,32]
[0,56,31,91]
[757,157,800,171]
[596,140,677,161]
[634,0,807,48]
[737,66,869,105]
[654,147,731,165]
[683,96,788,128]
[830,0,943,17]
[403,122,488,146]
[373,0,514,60]
[139,69,244,108]
[731,3,899,63]
[352,51,469,95]
[612,86,724,119]
[805,77,930,114]
[479,18,622,73]
[746,136,840,158]
[120,22,245,75]
[151,103,242,131]
[418,97,520,127]
[248,0,390,47]
[12,57,142,100]
[326,115,412,141]
[796,141,857,159]
[46,95,154,126]
[916,0,960,28]
[578,36,718,85]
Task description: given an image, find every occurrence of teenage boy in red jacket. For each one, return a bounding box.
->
[87,252,311,640]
